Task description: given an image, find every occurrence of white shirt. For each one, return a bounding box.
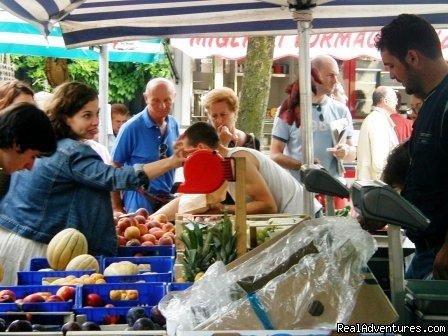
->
[356,107,399,180]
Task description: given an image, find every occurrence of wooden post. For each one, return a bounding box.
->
[234,157,247,256]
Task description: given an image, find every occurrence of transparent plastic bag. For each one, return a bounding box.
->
[159,217,377,333]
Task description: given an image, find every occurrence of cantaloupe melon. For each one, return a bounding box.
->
[46,228,88,270]
[65,254,99,272]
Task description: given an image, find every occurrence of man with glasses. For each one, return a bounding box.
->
[111,78,180,213]
[270,55,356,182]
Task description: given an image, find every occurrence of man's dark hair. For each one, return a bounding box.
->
[183,121,220,149]
[46,81,98,140]
[375,14,442,62]
[381,141,410,190]
[0,102,56,155]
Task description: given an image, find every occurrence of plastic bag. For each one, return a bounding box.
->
[159,217,377,333]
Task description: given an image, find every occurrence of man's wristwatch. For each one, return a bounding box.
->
[134,164,149,188]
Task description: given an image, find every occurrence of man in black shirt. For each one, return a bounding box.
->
[375,14,448,279]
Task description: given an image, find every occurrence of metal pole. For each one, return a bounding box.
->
[296,14,315,216]
[98,44,109,149]
[387,224,405,322]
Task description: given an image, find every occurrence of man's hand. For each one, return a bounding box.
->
[433,243,448,279]
[217,126,238,147]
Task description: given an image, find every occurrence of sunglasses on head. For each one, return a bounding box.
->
[159,143,168,159]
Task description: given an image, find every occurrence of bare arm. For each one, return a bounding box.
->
[269,138,302,170]
[111,162,125,213]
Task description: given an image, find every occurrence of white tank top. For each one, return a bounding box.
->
[226,147,305,214]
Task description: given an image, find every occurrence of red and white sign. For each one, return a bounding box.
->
[171,30,448,61]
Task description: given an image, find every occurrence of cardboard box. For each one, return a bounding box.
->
[224,219,398,328]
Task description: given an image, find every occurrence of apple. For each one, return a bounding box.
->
[104,314,120,325]
[56,286,76,301]
[46,295,64,302]
[0,289,16,303]
[86,293,103,307]
[22,293,45,303]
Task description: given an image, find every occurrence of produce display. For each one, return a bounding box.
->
[114,209,175,248]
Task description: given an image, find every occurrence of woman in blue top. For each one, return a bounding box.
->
[0,81,185,285]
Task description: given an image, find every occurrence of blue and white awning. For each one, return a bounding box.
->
[0,9,164,63]
[1,1,447,48]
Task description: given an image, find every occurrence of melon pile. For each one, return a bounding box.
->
[46,228,99,272]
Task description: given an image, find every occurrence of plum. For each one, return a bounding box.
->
[150,306,166,326]
[133,317,157,330]
[61,321,81,335]
[126,306,148,327]
[6,320,33,332]
[0,318,6,332]
[32,324,46,332]
[81,321,101,331]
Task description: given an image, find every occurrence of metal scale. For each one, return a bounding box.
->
[301,165,430,322]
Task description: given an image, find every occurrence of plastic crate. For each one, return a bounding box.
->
[73,282,165,325]
[117,245,175,257]
[0,285,75,312]
[17,270,95,286]
[166,282,193,293]
[405,280,448,315]
[102,256,174,283]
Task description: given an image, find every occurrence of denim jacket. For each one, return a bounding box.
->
[0,138,147,256]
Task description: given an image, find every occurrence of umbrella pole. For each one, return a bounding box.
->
[98,44,109,149]
[294,11,315,216]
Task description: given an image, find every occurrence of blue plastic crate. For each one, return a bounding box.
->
[74,282,166,309]
[166,282,193,293]
[102,256,174,283]
[17,270,95,285]
[0,285,75,312]
[117,245,175,257]
[73,282,165,324]
[74,305,152,325]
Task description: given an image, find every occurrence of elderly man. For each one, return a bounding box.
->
[375,14,448,279]
[112,78,180,213]
[356,86,399,181]
[270,55,356,182]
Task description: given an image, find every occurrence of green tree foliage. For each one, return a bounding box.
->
[10,55,171,105]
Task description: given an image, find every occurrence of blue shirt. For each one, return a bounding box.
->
[272,97,353,180]
[0,138,147,256]
[402,74,448,248]
[112,108,180,213]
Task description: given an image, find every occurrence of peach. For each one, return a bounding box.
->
[141,241,155,247]
[152,213,168,224]
[117,218,132,231]
[137,223,148,236]
[117,235,126,246]
[162,223,174,233]
[133,215,146,225]
[124,226,140,240]
[148,228,164,239]
[158,235,173,246]
[135,208,149,219]
[141,233,156,244]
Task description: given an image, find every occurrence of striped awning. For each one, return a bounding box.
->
[0,1,447,49]
[0,9,164,63]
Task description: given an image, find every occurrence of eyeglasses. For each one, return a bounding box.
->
[159,143,168,159]
[313,104,324,122]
